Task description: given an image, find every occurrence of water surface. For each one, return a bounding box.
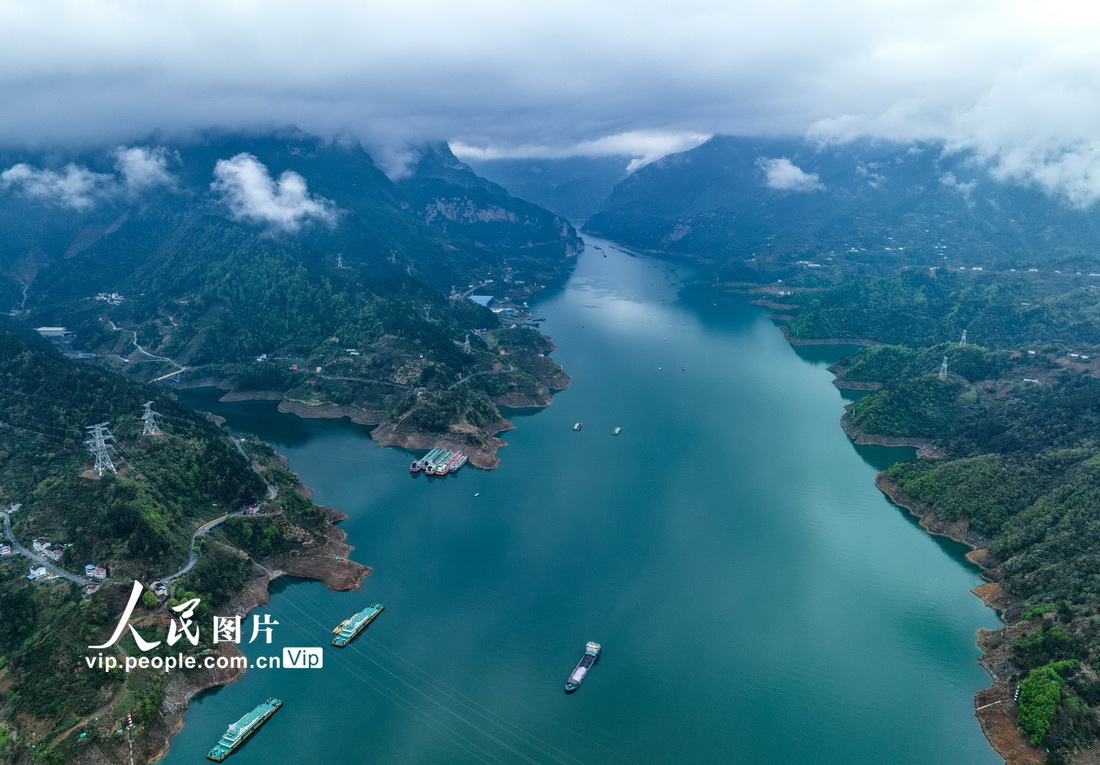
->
[165,238,1000,764]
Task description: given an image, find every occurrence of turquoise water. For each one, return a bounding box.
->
[164,238,1001,764]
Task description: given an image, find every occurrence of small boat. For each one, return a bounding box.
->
[572,422,583,431]
[564,642,601,693]
[611,427,622,436]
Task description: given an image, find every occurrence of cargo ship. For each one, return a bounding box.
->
[410,447,442,473]
[427,449,449,474]
[207,698,282,761]
[564,642,601,693]
[332,603,384,647]
[411,447,467,475]
[428,449,450,475]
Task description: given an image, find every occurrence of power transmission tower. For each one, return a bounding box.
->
[463,333,471,354]
[424,305,432,321]
[336,253,344,269]
[389,249,398,264]
[939,356,949,381]
[141,402,161,436]
[85,423,118,476]
[959,329,967,347]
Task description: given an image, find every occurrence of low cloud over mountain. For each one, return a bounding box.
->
[0,145,177,209]
[3,1,1100,206]
[211,153,342,233]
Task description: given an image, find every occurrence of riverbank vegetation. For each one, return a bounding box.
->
[0,324,353,763]
[780,271,1100,761]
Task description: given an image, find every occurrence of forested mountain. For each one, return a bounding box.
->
[0,322,354,763]
[0,131,579,460]
[778,272,1100,760]
[396,143,582,280]
[465,154,632,221]
[585,136,1100,280]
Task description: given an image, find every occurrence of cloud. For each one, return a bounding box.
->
[0,163,113,210]
[939,171,977,198]
[3,1,1100,204]
[452,130,711,173]
[0,145,178,209]
[855,163,887,188]
[756,157,824,192]
[114,146,177,192]
[211,153,341,232]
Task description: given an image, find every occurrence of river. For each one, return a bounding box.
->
[165,236,1002,764]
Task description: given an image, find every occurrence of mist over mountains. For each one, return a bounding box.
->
[578,136,1100,279]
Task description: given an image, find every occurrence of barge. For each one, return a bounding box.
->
[410,447,442,472]
[207,698,282,761]
[332,603,384,647]
[564,642,601,693]
[410,447,467,475]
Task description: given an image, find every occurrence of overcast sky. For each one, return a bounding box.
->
[3,0,1100,202]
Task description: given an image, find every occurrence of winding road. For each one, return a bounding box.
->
[0,510,97,585]
[448,363,516,389]
[106,320,183,369]
[156,438,278,584]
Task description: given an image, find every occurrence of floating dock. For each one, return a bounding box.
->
[207,698,282,761]
[332,603,384,647]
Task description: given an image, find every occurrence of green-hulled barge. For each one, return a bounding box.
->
[207,698,282,761]
[332,603,384,647]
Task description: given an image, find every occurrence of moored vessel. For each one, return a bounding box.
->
[332,603,384,647]
[411,447,443,473]
[207,698,282,761]
[432,449,453,475]
[564,642,601,693]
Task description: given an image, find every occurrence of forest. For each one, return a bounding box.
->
[791,271,1100,760]
[0,324,340,763]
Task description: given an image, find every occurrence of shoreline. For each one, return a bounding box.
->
[779,325,880,347]
[875,476,1042,765]
[768,308,1041,764]
[89,485,371,765]
[211,380,564,470]
[838,410,934,449]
